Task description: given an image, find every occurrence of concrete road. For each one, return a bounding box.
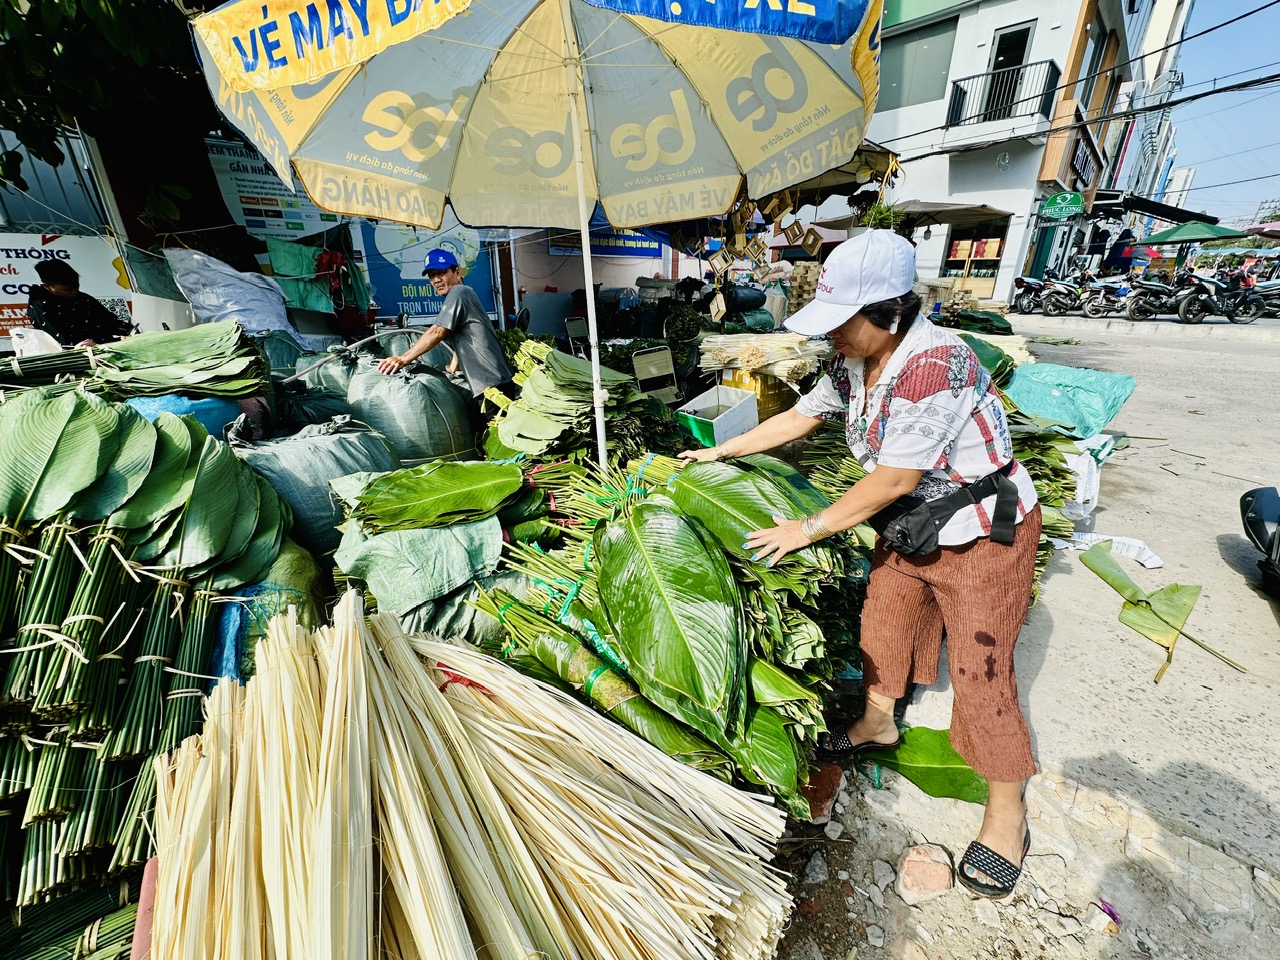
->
[910,316,1280,872]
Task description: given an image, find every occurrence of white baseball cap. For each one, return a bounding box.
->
[785,229,917,336]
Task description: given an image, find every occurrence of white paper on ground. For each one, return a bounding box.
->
[1048,533,1164,569]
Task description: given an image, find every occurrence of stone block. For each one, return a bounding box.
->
[894,845,953,906]
[802,762,845,824]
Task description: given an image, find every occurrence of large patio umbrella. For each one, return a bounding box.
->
[191,0,884,464]
[1142,222,1251,245]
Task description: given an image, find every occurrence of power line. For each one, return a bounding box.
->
[1161,171,1280,195]
[898,71,1280,166]
[878,0,1280,149]
[1176,138,1280,169]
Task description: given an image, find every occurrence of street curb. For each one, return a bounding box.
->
[1010,314,1280,343]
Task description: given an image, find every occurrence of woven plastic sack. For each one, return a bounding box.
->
[295,349,378,395]
[347,367,476,463]
[377,329,455,370]
[256,329,309,376]
[1005,363,1137,440]
[281,386,349,427]
[334,516,503,617]
[127,395,241,437]
[401,570,537,642]
[232,416,399,554]
[211,538,324,680]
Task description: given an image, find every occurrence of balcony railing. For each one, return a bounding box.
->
[945,60,1062,128]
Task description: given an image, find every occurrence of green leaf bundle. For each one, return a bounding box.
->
[595,499,747,743]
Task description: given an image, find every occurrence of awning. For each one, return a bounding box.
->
[1092,189,1219,225]
[814,200,1013,231]
[789,142,898,209]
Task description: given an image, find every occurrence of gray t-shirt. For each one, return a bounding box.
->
[434,284,512,397]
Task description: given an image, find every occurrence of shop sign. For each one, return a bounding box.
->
[0,234,132,335]
[1040,191,1085,221]
[206,138,339,241]
[1071,139,1099,186]
[357,215,497,320]
[548,227,663,259]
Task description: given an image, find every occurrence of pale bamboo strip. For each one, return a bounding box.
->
[217,678,265,960]
[408,639,792,960]
[368,611,577,960]
[364,645,475,958]
[255,611,323,960]
[312,593,374,960]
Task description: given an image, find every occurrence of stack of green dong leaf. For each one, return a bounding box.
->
[0,387,290,913]
[0,321,265,398]
[471,454,871,820]
[483,341,688,463]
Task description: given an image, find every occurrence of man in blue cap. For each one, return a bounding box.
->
[377,248,512,398]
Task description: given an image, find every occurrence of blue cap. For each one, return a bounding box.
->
[423,248,459,275]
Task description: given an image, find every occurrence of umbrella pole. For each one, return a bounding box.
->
[560,0,609,467]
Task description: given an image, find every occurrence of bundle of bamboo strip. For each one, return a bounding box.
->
[150,594,793,960]
[699,333,831,382]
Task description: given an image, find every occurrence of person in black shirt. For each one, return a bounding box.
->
[27,260,133,347]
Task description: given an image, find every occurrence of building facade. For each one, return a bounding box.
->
[869,0,1149,300]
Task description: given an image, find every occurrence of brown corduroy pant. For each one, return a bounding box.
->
[861,506,1042,783]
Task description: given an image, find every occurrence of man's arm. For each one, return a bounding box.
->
[377,324,449,374]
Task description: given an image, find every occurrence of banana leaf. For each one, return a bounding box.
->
[1079,540,1244,682]
[717,704,809,820]
[156,438,241,573]
[0,391,120,524]
[348,461,525,532]
[525,632,733,781]
[749,657,820,707]
[662,461,842,600]
[109,414,208,530]
[67,402,158,521]
[872,726,989,805]
[737,454,832,514]
[595,499,747,742]
[210,474,289,591]
[191,459,261,580]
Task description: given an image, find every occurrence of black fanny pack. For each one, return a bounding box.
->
[868,461,1019,557]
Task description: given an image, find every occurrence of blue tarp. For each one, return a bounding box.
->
[581,0,872,45]
[1005,364,1137,439]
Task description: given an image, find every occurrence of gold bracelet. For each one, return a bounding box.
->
[801,513,835,543]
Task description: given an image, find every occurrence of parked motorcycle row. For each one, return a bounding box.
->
[1012,266,1276,324]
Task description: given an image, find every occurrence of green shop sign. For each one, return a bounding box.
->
[1040,192,1086,221]
[885,0,975,29]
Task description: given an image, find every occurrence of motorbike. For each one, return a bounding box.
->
[1253,277,1280,317]
[1080,273,1136,319]
[1124,271,1194,321]
[1041,270,1095,317]
[1011,267,1059,314]
[1178,269,1265,324]
[1240,487,1280,599]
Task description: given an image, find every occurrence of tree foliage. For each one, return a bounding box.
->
[0,0,221,187]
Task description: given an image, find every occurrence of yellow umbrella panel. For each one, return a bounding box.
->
[194,0,883,231]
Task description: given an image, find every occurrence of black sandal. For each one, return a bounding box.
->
[957,827,1031,899]
[816,727,902,758]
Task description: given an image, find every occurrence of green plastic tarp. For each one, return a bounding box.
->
[1004,363,1136,439]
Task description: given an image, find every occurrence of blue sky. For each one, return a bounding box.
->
[1166,0,1280,224]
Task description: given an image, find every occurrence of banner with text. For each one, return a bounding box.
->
[0,234,132,335]
[548,227,663,259]
[207,138,339,240]
[357,215,497,320]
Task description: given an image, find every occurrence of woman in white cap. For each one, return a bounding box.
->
[679,229,1041,899]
